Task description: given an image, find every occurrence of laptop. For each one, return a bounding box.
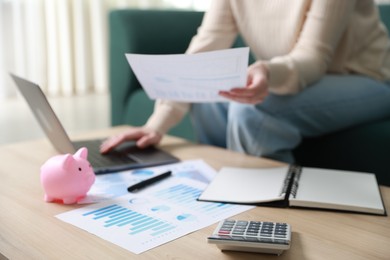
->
[10,73,179,174]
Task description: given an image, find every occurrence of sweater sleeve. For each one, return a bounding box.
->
[186,0,238,54]
[266,0,356,94]
[145,100,190,135]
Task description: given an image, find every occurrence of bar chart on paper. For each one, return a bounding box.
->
[57,178,253,254]
[82,204,177,236]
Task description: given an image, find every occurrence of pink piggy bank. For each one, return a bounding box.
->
[40,147,95,204]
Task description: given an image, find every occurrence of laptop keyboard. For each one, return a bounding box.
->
[71,138,179,174]
[73,139,136,168]
[89,150,133,167]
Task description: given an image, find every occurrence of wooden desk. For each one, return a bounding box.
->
[0,126,389,259]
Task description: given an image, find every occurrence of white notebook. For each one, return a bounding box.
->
[198,166,386,215]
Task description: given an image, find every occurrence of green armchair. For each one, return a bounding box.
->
[109,6,390,186]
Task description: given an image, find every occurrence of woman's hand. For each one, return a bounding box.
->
[100,126,163,154]
[219,61,269,104]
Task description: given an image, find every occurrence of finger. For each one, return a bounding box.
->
[136,133,161,148]
[219,90,254,98]
[100,136,124,153]
[219,91,266,104]
[228,87,258,97]
[231,96,265,104]
[219,89,259,100]
[100,130,142,153]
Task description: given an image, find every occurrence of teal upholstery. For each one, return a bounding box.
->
[109,6,390,186]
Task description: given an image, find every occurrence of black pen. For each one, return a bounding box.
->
[127,171,172,192]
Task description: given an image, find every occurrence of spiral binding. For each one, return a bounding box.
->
[290,165,301,198]
[279,165,301,198]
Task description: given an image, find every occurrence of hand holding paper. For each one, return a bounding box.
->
[125,47,250,102]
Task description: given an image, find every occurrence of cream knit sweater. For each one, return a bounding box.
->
[145,0,390,135]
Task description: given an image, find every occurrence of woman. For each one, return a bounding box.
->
[101,0,390,163]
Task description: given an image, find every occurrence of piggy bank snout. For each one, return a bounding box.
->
[79,163,95,187]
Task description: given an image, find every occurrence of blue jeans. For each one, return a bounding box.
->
[190,75,390,163]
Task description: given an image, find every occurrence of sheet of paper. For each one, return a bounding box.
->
[198,166,289,204]
[290,167,384,214]
[57,160,253,254]
[126,47,250,102]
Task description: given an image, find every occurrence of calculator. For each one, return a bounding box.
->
[208,219,291,255]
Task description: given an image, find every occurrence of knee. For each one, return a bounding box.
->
[190,103,228,147]
[227,104,265,153]
[227,103,301,161]
[227,103,264,132]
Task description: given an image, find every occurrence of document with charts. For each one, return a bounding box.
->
[125,47,250,102]
[56,160,253,254]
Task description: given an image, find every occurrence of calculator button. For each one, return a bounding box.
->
[221,225,233,229]
[249,224,261,228]
[276,226,287,230]
[276,227,287,230]
[220,227,232,230]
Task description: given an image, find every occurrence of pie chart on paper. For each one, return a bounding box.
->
[176,213,197,222]
[131,169,154,177]
[151,205,170,212]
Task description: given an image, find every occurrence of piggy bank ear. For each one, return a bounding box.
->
[62,154,74,170]
[74,147,88,160]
